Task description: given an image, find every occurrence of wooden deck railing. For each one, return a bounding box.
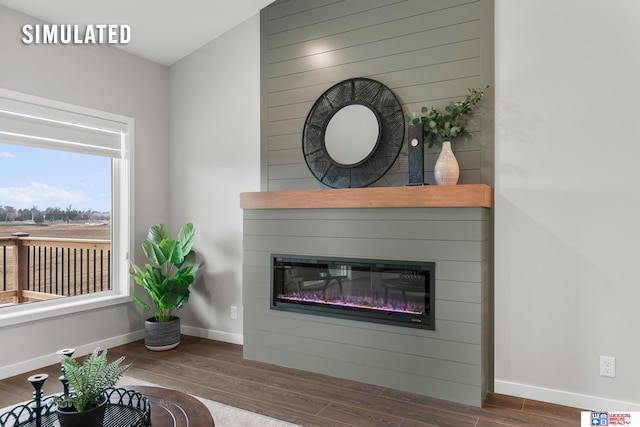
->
[0,236,111,305]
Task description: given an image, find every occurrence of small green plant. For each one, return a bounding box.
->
[56,348,130,412]
[406,86,489,147]
[129,223,199,322]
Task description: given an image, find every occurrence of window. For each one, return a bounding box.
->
[0,88,133,326]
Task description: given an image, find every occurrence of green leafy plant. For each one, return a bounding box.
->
[406,86,489,147]
[129,223,199,322]
[56,348,130,412]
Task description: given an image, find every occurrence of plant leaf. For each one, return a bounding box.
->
[147,224,170,244]
[175,223,196,266]
[57,349,129,412]
[142,239,165,266]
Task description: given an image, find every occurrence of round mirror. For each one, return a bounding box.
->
[324,104,380,166]
[302,78,405,188]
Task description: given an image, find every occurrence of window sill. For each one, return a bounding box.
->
[0,294,133,328]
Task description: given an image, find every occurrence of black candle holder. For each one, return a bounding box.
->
[0,372,56,427]
[56,348,75,397]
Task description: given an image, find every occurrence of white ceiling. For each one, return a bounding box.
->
[0,0,274,66]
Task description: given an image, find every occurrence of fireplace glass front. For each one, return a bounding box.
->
[271,254,435,330]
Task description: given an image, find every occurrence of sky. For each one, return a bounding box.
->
[0,142,111,212]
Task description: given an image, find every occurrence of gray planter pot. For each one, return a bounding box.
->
[144,316,180,351]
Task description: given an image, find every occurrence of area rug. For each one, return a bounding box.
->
[119,376,301,427]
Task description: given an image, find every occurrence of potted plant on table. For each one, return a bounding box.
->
[129,223,199,351]
[406,85,489,185]
[55,348,130,427]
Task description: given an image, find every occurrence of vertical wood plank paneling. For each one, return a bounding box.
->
[262,0,494,190]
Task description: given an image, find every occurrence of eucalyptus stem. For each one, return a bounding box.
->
[406,85,489,148]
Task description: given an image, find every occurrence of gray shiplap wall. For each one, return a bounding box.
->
[243,207,489,406]
[246,0,494,407]
[261,0,494,191]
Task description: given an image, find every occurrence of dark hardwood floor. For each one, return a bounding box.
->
[0,335,583,426]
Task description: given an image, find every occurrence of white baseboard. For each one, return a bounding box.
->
[0,330,145,380]
[181,325,243,345]
[0,327,242,381]
[495,380,640,411]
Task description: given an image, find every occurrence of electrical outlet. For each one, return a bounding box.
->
[600,355,616,378]
[230,306,238,320]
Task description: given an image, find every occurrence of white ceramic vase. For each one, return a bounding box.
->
[434,140,460,185]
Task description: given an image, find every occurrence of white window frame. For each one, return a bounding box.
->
[0,88,134,327]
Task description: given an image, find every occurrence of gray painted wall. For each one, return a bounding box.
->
[169,14,261,344]
[243,207,489,406]
[495,0,640,410]
[261,0,494,191]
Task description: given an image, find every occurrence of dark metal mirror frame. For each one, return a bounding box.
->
[302,78,405,188]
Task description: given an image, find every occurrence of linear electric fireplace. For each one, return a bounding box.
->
[271,254,435,330]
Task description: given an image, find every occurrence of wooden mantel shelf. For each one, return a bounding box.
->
[240,184,492,209]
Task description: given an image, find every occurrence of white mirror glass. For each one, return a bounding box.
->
[324,104,379,165]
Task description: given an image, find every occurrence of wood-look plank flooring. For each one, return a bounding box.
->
[0,336,583,426]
